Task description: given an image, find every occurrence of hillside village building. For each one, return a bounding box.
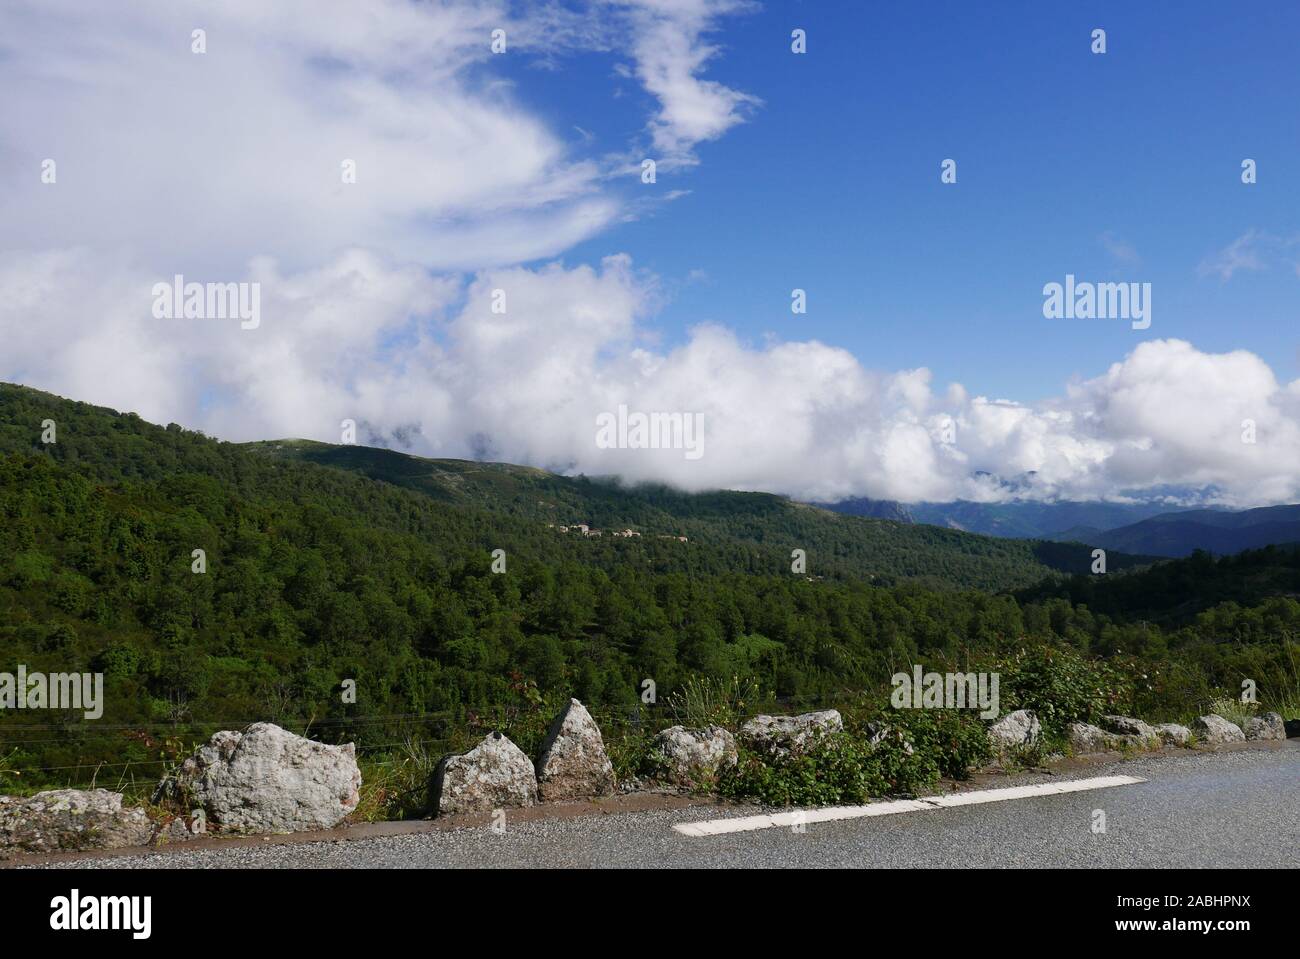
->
[549,523,679,541]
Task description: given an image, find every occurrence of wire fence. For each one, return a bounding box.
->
[0,688,867,782]
[0,715,456,780]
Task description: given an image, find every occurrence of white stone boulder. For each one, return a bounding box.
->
[1101,715,1158,742]
[0,789,153,858]
[1243,711,1286,741]
[536,699,616,801]
[1067,722,1119,753]
[432,731,538,816]
[155,722,360,834]
[1192,714,1246,745]
[1154,723,1192,747]
[156,814,206,844]
[987,709,1041,749]
[739,709,843,756]
[647,725,738,788]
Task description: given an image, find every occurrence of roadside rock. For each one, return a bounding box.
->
[1101,715,1157,741]
[155,722,361,834]
[1067,722,1119,753]
[1243,711,1286,741]
[1191,714,1246,745]
[987,709,1041,749]
[432,731,538,816]
[1153,723,1192,747]
[647,725,738,788]
[0,789,153,859]
[536,699,616,801]
[1286,718,1300,739]
[739,709,843,757]
[154,813,206,845]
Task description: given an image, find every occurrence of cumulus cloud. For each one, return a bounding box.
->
[0,246,456,440]
[0,0,619,272]
[6,247,1300,507]
[2,1,1297,509]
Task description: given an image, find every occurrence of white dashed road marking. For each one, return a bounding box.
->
[672,775,1147,837]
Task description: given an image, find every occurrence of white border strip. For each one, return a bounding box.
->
[672,775,1146,837]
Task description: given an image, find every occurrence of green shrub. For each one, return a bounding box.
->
[608,728,658,783]
[717,728,938,807]
[996,738,1055,770]
[888,709,993,780]
[993,644,1134,735]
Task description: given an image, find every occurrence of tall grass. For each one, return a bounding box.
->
[1261,643,1300,719]
[354,736,444,822]
[1206,696,1257,730]
[667,675,761,728]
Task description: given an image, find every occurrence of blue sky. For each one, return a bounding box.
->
[3,0,1300,505]
[521,1,1300,400]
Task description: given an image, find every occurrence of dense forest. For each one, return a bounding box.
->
[0,383,1296,795]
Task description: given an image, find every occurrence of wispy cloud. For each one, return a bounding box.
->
[1199,229,1300,281]
[1098,231,1141,267]
[613,0,762,166]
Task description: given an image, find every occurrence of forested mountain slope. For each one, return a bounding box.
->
[240,436,1163,586]
[0,383,1141,591]
[2,383,1293,790]
[1018,544,1300,628]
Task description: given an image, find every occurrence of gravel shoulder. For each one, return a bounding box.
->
[10,741,1298,869]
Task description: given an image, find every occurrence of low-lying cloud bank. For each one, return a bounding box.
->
[4,250,1299,508]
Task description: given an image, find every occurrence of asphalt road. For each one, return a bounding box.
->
[22,743,1300,868]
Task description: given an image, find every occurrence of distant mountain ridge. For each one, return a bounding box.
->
[1056,505,1300,558]
[910,500,1176,539]
[814,496,1300,559]
[807,497,914,523]
[814,497,1178,539]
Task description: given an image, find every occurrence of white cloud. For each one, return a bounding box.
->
[1199,229,1300,281]
[0,0,620,273]
[613,0,761,164]
[3,2,1298,509]
[0,247,456,442]
[6,247,1300,507]
[1098,231,1141,267]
